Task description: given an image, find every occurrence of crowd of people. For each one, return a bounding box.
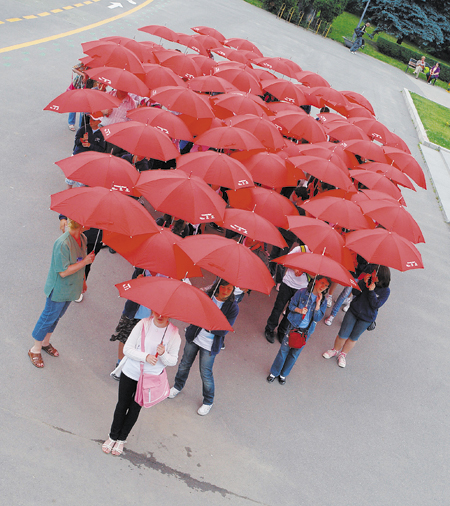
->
[30,25,420,457]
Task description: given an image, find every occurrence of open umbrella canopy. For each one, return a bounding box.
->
[176,151,254,189]
[194,125,265,151]
[102,229,203,279]
[288,156,355,191]
[294,70,330,88]
[357,200,424,243]
[349,117,396,145]
[323,121,369,142]
[274,251,359,289]
[174,33,210,57]
[261,78,309,106]
[190,25,226,43]
[226,114,286,152]
[239,152,304,188]
[44,89,121,113]
[227,186,299,229]
[272,111,327,143]
[186,75,239,93]
[300,195,375,230]
[115,276,233,331]
[340,90,375,115]
[252,57,301,78]
[136,170,227,224]
[219,208,287,248]
[356,162,416,190]
[212,92,271,118]
[349,169,404,201]
[342,139,387,163]
[383,146,427,189]
[82,41,145,75]
[127,107,193,141]
[176,235,275,294]
[138,24,179,42]
[50,187,159,236]
[85,67,149,96]
[213,66,263,95]
[210,46,260,64]
[55,152,139,194]
[101,121,180,160]
[345,228,424,271]
[153,51,203,79]
[223,38,264,56]
[150,86,214,118]
[142,63,186,89]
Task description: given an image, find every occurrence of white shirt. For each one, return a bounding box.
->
[282,245,310,290]
[193,296,224,351]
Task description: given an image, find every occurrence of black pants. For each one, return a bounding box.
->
[265,282,297,334]
[109,373,142,441]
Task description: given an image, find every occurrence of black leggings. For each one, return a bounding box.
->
[109,373,142,441]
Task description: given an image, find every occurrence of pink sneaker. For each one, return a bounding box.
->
[338,353,347,368]
[323,348,339,359]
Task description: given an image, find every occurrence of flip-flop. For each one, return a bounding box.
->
[28,350,44,368]
[42,344,59,357]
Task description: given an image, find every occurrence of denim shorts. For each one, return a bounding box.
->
[338,310,372,341]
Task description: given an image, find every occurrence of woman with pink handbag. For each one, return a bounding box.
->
[102,312,181,456]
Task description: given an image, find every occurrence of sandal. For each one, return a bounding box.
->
[42,344,59,357]
[111,440,126,456]
[28,350,44,368]
[102,437,116,454]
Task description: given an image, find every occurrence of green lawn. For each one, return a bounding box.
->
[410,92,450,149]
[243,0,263,7]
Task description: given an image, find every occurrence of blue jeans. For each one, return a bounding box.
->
[32,295,71,341]
[338,310,371,341]
[350,37,363,52]
[174,340,216,405]
[68,112,83,127]
[270,324,308,378]
[330,286,352,317]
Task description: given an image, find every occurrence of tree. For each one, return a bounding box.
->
[297,0,348,23]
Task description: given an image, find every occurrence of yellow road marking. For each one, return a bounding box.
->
[7,18,22,22]
[63,6,74,9]
[51,9,63,13]
[23,15,38,19]
[0,0,155,54]
[74,3,85,6]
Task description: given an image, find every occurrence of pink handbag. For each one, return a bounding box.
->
[134,324,170,408]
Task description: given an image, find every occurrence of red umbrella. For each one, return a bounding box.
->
[317,112,349,124]
[176,235,275,294]
[55,152,139,194]
[340,90,375,116]
[213,66,262,95]
[344,103,375,119]
[178,114,219,137]
[308,87,349,108]
[314,142,361,169]
[267,101,305,115]
[383,147,427,189]
[300,196,375,230]
[82,41,145,75]
[252,57,301,78]
[154,50,202,79]
[99,36,158,63]
[345,229,424,271]
[136,170,226,224]
[101,121,179,160]
[50,187,159,236]
[220,208,287,248]
[103,229,203,279]
[261,78,309,107]
[127,107,193,141]
[349,117,395,145]
[44,89,121,113]
[85,67,149,96]
[175,33,210,57]
[190,26,226,43]
[289,156,355,191]
[138,25,178,42]
[142,63,186,89]
[357,200,424,243]
[223,38,264,57]
[150,86,214,118]
[342,139,387,163]
[226,114,286,152]
[358,162,415,190]
[186,75,239,93]
[194,126,265,151]
[294,70,330,88]
[212,92,271,118]
[271,111,327,143]
[323,122,369,142]
[115,276,233,331]
[176,151,254,189]
[349,169,404,201]
[227,186,299,229]
[240,152,304,188]
[290,145,349,172]
[187,53,216,75]
[273,251,360,289]
[211,46,260,64]
[287,216,345,260]
[384,131,411,154]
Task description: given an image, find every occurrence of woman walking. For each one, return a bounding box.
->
[102,311,181,456]
[267,276,330,385]
[322,265,390,368]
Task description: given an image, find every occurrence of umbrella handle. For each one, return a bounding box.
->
[154,326,168,358]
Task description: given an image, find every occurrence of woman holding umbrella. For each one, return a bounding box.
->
[267,276,330,385]
[102,311,181,456]
[322,265,391,368]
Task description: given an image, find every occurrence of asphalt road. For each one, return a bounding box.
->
[1,1,449,505]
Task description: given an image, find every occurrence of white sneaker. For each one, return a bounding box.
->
[338,353,347,368]
[74,294,83,303]
[342,301,351,312]
[197,404,213,416]
[168,387,180,399]
[323,349,339,359]
[324,315,334,326]
[326,294,333,307]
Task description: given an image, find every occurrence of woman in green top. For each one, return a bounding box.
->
[28,219,95,368]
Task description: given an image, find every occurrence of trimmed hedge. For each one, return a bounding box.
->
[377,36,450,83]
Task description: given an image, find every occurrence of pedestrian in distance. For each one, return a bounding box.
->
[350,22,370,54]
